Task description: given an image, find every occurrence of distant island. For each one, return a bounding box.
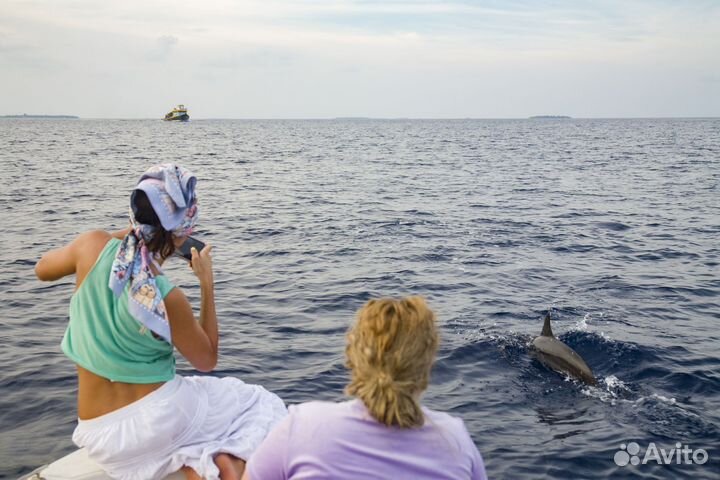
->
[1,114,79,119]
[529,115,571,119]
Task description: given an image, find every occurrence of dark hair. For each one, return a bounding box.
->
[131,190,176,260]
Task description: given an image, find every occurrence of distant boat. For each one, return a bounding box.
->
[164,105,189,121]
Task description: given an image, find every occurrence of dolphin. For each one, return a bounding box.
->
[531,313,597,386]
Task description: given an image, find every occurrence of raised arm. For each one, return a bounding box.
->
[164,245,219,372]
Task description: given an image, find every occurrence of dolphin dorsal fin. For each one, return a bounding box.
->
[541,313,554,337]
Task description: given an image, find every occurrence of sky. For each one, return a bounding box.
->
[1,0,719,118]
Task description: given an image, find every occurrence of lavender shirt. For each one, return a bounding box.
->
[247,399,487,480]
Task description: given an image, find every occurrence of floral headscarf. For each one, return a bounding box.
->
[109,163,199,343]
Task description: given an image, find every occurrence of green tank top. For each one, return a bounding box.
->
[61,238,176,383]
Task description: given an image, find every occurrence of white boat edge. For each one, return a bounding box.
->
[18,448,185,480]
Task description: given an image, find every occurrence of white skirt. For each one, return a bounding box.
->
[72,375,287,480]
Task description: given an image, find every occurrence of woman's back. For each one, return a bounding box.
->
[62,237,176,384]
[247,399,485,480]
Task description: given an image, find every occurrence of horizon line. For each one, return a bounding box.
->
[2,115,719,121]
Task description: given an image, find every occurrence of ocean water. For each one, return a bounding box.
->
[1,118,718,479]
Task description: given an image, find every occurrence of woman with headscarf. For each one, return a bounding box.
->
[243,296,487,480]
[35,164,287,480]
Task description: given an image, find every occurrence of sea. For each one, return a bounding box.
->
[1,118,718,479]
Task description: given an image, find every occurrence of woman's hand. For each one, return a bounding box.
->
[190,245,214,287]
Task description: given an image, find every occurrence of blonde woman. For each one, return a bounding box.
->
[243,297,487,480]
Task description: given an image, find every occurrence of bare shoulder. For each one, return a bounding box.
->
[163,287,191,320]
[78,229,112,246]
[164,285,187,302]
[73,230,118,287]
[75,230,113,259]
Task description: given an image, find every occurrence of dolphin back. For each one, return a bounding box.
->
[531,335,597,386]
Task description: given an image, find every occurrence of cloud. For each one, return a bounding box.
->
[147,34,178,62]
[0,30,63,71]
[202,47,295,70]
[0,0,719,117]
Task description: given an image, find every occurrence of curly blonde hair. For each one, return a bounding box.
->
[345,296,438,428]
